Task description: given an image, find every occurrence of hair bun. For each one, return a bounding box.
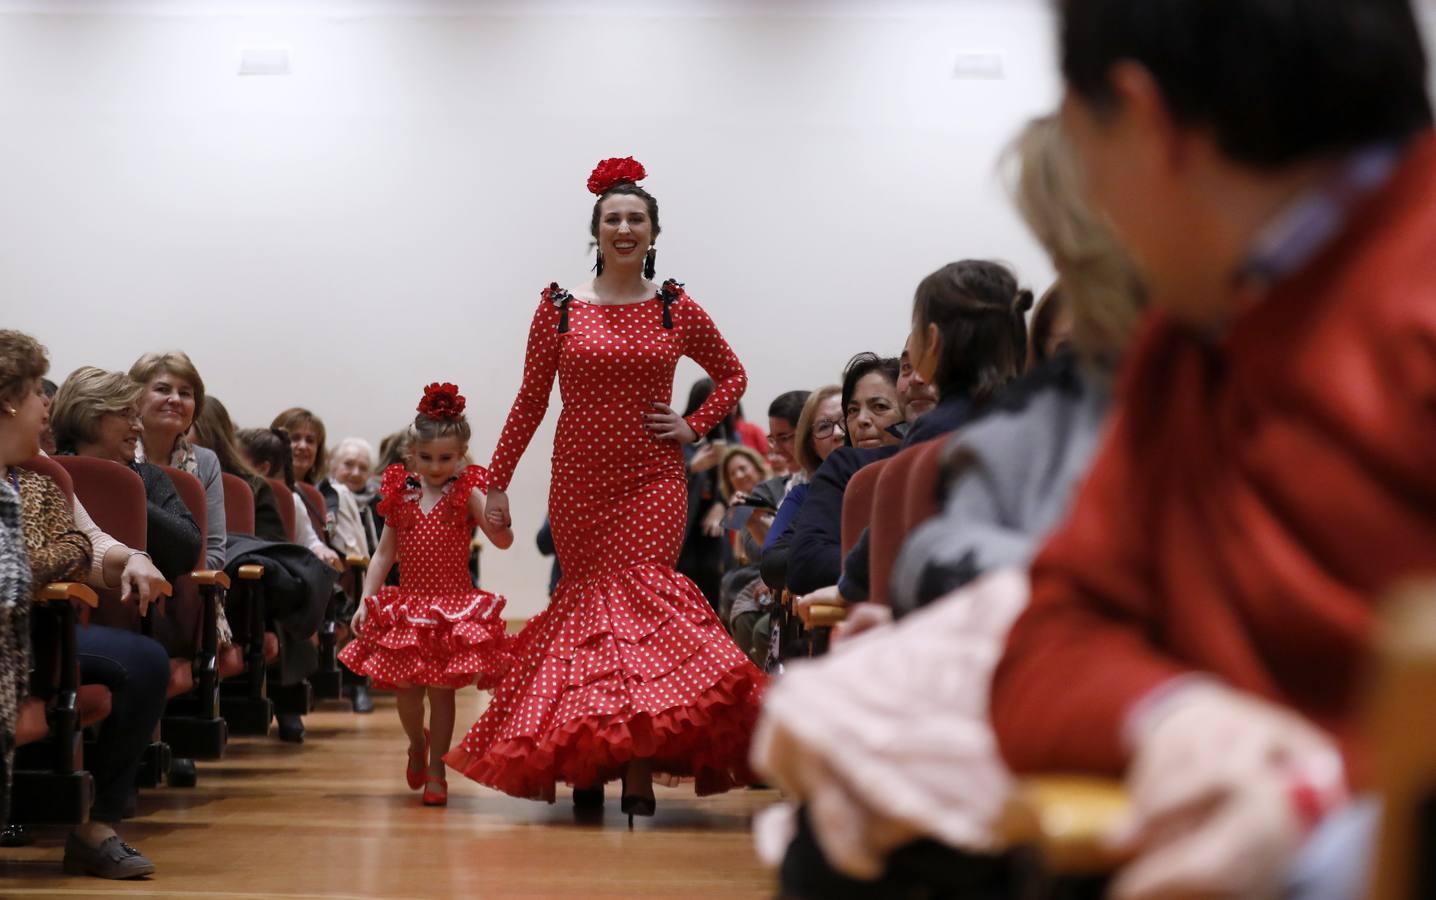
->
[587,157,647,195]
[1013,288,1035,315]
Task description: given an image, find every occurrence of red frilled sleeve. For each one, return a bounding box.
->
[487,294,563,492]
[445,465,492,518]
[375,463,417,527]
[674,291,748,438]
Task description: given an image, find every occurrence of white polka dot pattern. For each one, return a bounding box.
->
[445,285,766,802]
[339,464,512,690]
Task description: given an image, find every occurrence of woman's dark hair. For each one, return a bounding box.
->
[767,390,811,428]
[590,182,662,241]
[681,377,737,442]
[239,427,296,491]
[912,260,1031,405]
[839,353,900,447]
[191,396,264,481]
[1060,0,1432,168]
[1028,283,1072,367]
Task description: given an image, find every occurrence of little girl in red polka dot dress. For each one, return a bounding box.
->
[341,382,514,807]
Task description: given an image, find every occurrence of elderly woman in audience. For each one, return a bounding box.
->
[1,330,168,879]
[189,397,288,543]
[751,115,1146,897]
[128,352,226,573]
[317,438,370,560]
[327,437,378,555]
[51,368,201,584]
[759,386,845,596]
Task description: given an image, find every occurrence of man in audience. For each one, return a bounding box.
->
[990,1,1436,897]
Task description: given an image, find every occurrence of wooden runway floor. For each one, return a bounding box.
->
[0,690,777,899]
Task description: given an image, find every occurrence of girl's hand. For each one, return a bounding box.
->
[701,503,725,538]
[350,602,368,636]
[646,402,699,444]
[485,488,512,529]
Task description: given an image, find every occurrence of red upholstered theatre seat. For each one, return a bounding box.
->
[221,473,256,535]
[15,686,113,747]
[841,459,886,559]
[267,478,297,542]
[52,456,149,631]
[903,439,947,533]
[867,447,923,608]
[297,482,328,543]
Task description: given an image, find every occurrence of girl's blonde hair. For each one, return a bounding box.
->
[1005,115,1146,364]
[410,413,471,446]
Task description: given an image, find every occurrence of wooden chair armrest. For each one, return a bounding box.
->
[996,776,1132,874]
[236,564,265,581]
[37,582,99,607]
[189,570,232,589]
[345,555,370,569]
[807,604,849,629]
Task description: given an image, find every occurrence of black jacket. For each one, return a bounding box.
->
[785,446,897,596]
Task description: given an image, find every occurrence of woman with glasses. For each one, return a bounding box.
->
[51,367,202,584]
[759,385,846,595]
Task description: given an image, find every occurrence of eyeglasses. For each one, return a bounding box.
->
[812,419,846,439]
[766,431,796,446]
[107,409,143,425]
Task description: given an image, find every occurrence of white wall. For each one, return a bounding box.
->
[1,0,1065,616]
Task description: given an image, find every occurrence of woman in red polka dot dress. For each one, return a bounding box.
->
[342,383,515,807]
[446,157,765,820]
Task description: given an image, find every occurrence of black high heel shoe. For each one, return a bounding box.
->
[619,780,656,826]
[572,784,605,810]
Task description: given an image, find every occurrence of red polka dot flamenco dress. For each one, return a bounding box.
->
[339,464,512,690]
[445,280,765,801]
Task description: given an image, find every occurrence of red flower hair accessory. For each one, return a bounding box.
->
[417,382,466,420]
[587,156,647,195]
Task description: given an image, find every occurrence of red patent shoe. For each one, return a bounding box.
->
[422,776,448,807]
[406,730,429,791]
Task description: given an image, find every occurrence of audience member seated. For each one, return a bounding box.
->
[327,437,378,555]
[240,427,340,568]
[2,330,168,880]
[128,352,226,575]
[51,367,202,586]
[989,2,1436,896]
[759,386,845,596]
[751,113,1145,898]
[783,353,902,597]
[714,444,772,626]
[270,407,336,550]
[675,378,731,612]
[189,397,288,543]
[808,260,1033,616]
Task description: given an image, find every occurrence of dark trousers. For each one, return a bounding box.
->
[76,625,170,823]
[780,805,1016,900]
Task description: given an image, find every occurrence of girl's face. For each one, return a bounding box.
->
[413,436,466,488]
[596,194,653,270]
[288,423,319,481]
[811,394,846,464]
[1,378,49,465]
[333,450,372,494]
[89,403,143,465]
[846,372,903,449]
[141,372,196,443]
[726,453,762,497]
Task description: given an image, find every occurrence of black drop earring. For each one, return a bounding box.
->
[593,249,605,276]
[644,246,657,280]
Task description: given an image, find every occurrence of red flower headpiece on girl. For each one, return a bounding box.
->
[587,156,647,195]
[417,382,466,420]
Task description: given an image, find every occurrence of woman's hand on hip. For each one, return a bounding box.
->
[646,402,699,445]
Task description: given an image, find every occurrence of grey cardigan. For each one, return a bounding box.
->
[193,445,228,571]
[889,358,1111,618]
